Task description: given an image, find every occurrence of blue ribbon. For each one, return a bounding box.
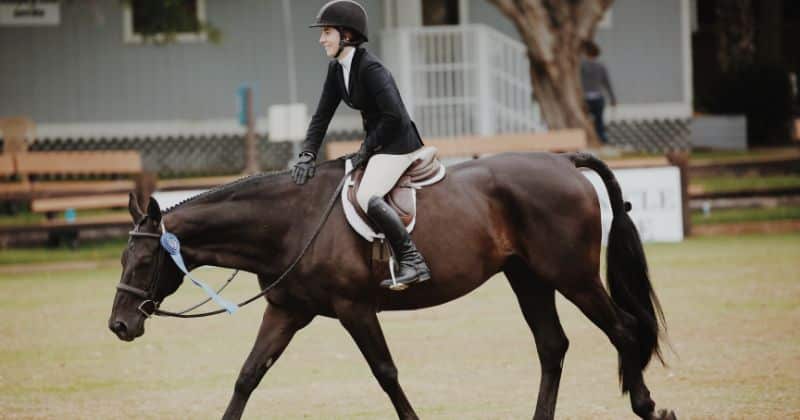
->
[160,229,238,314]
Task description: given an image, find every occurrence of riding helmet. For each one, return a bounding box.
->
[310,0,369,42]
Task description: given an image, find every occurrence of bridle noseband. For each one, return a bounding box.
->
[118,223,166,318]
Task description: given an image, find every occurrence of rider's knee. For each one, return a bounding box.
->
[356,190,374,213]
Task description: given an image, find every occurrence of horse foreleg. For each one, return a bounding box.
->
[222,303,313,420]
[505,259,569,420]
[334,299,419,420]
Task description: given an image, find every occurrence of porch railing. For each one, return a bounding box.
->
[381,24,544,139]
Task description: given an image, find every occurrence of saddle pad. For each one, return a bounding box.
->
[342,147,446,242]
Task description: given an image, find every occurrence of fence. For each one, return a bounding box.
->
[381,24,545,139]
[0,130,363,178]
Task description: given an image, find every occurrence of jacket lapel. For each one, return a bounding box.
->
[347,48,364,102]
[336,62,348,101]
[337,48,365,105]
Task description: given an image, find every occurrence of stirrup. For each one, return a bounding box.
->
[387,256,408,291]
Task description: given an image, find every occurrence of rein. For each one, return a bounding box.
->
[120,171,349,319]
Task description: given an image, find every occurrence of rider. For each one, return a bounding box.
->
[291,0,431,290]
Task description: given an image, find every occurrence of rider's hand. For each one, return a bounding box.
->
[350,143,369,169]
[291,152,316,185]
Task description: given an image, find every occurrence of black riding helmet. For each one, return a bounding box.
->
[310,0,369,57]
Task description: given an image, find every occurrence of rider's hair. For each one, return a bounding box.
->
[340,27,365,45]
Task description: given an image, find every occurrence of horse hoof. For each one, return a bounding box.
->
[652,409,676,420]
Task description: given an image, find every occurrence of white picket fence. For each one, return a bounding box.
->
[381,24,545,139]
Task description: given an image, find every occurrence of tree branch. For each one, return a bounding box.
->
[574,0,614,41]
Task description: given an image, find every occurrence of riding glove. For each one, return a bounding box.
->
[291,152,316,185]
[350,143,369,169]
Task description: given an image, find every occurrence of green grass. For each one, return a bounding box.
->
[1,233,798,419]
[692,174,800,193]
[689,148,798,162]
[0,238,126,265]
[691,206,800,225]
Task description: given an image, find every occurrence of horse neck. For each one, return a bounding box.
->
[162,167,343,276]
[163,178,303,275]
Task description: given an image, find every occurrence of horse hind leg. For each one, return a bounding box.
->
[504,257,569,420]
[561,275,674,420]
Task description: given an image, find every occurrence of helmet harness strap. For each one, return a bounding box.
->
[334,26,358,58]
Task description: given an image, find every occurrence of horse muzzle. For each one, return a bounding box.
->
[108,318,144,342]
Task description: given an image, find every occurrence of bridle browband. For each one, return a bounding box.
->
[116,169,349,319]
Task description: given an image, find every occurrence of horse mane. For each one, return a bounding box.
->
[162,158,346,214]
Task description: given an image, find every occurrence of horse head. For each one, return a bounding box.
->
[108,193,183,341]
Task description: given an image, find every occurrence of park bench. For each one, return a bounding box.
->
[325,129,588,159]
[0,150,152,201]
[0,151,154,246]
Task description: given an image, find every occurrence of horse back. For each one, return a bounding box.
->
[371,152,601,310]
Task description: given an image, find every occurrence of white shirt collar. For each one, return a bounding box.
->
[337,47,355,72]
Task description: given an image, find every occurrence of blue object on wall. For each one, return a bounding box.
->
[237,84,251,126]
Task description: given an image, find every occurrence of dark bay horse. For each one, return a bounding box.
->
[109,152,674,420]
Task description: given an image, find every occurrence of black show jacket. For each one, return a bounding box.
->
[302,47,423,157]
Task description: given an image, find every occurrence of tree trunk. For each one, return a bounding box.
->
[488,0,613,147]
[715,0,755,73]
[756,0,783,65]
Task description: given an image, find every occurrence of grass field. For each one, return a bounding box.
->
[1,233,799,419]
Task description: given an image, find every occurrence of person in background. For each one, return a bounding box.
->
[580,40,617,144]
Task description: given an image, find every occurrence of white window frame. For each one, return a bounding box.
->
[122,0,207,44]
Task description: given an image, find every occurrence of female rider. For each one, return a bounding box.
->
[291,0,430,290]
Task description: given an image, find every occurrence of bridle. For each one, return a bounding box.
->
[119,225,167,318]
[115,169,349,319]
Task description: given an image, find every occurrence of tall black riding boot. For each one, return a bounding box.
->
[367,196,431,291]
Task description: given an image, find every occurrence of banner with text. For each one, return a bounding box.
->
[583,166,683,243]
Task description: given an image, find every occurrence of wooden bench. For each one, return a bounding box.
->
[325,129,588,159]
[0,155,14,178]
[0,151,151,199]
[31,194,131,214]
[0,151,155,246]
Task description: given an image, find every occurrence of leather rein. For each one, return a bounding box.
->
[117,171,348,319]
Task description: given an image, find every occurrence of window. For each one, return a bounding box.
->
[422,0,459,26]
[123,0,207,44]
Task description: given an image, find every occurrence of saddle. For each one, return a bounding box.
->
[342,146,446,242]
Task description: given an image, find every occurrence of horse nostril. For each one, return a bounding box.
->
[110,321,127,335]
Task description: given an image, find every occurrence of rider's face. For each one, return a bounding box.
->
[319,26,341,58]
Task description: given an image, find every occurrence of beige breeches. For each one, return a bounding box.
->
[356,150,420,212]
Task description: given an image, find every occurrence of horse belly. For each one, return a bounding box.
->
[377,165,511,310]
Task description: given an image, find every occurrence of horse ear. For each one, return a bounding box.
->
[147,197,162,223]
[128,193,144,221]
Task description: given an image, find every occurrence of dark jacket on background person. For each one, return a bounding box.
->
[302,47,423,157]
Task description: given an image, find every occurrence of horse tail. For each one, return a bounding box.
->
[566,152,666,386]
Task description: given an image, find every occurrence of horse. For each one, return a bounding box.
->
[109,151,675,420]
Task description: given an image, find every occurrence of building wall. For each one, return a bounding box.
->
[468,0,687,105]
[0,0,687,135]
[0,0,382,127]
